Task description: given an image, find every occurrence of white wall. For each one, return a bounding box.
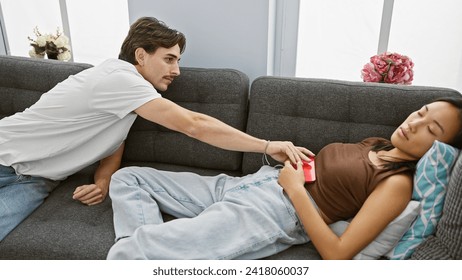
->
[127,0,272,82]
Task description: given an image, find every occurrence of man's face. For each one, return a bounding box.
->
[135,44,181,91]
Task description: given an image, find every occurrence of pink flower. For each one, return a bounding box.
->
[361,52,414,85]
[361,63,382,83]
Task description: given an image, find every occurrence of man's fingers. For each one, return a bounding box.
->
[83,195,103,205]
[297,147,315,159]
[73,186,90,199]
[73,185,99,199]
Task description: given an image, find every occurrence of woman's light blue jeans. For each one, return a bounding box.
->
[107,165,309,260]
[0,164,59,241]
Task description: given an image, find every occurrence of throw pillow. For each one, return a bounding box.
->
[329,200,421,260]
[410,152,462,259]
[385,140,460,260]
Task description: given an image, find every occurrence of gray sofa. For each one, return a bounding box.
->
[0,55,461,260]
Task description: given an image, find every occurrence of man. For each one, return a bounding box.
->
[0,17,310,241]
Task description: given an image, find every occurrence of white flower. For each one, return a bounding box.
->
[58,50,71,61]
[45,34,54,43]
[28,27,72,61]
[35,35,47,47]
[54,35,69,48]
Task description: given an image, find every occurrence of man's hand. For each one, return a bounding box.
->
[266,141,314,164]
[73,183,108,206]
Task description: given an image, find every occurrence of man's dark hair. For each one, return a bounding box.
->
[119,17,186,65]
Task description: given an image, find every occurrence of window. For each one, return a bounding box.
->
[0,0,129,65]
[388,0,462,90]
[1,0,62,57]
[296,0,462,92]
[296,0,383,82]
[66,0,129,65]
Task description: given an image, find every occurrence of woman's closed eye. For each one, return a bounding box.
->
[417,106,427,117]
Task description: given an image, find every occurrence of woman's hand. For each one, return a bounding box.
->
[266,141,314,164]
[278,160,306,195]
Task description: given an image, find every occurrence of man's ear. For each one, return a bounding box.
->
[134,48,145,66]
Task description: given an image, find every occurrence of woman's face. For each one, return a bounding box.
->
[391,101,461,159]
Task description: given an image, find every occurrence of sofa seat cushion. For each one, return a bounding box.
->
[0,168,115,260]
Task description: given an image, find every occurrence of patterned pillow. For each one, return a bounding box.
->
[329,200,421,259]
[410,152,462,259]
[385,140,460,259]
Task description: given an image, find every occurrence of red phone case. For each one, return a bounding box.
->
[293,157,316,182]
[301,158,316,182]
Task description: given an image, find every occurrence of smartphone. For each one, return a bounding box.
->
[293,157,316,183]
[302,158,316,182]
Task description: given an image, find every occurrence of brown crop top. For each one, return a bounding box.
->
[306,137,413,222]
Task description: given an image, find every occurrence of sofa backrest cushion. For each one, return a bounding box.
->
[243,76,461,174]
[0,55,92,119]
[123,67,249,173]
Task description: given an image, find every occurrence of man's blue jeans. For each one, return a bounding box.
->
[107,165,309,259]
[0,164,59,241]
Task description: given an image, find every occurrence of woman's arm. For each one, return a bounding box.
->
[278,161,412,259]
[135,98,313,163]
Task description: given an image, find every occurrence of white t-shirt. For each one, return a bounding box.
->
[0,59,160,180]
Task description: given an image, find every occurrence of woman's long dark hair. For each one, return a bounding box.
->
[434,96,462,149]
[371,96,462,172]
[371,139,418,172]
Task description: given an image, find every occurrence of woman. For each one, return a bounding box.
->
[106,97,462,260]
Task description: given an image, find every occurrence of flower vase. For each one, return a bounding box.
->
[46,52,58,60]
